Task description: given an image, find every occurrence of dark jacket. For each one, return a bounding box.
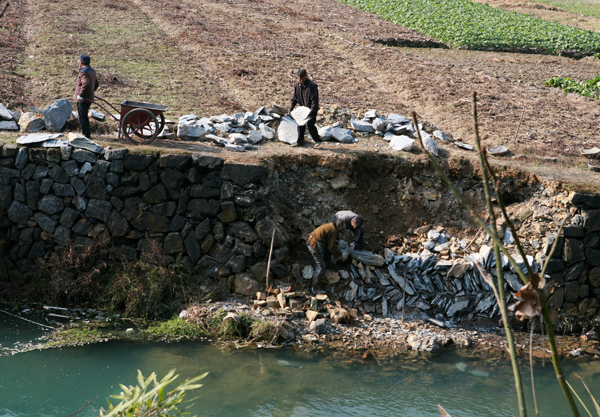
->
[290,78,319,116]
[74,66,99,102]
[307,222,342,259]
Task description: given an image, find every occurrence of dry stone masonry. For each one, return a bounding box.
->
[0,139,599,325]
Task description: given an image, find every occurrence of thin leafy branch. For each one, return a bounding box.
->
[411,90,581,416]
[100,369,207,417]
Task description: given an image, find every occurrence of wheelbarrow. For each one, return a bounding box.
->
[87,96,170,145]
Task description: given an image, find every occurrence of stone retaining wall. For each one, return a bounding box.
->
[0,143,291,291]
[1,142,599,323]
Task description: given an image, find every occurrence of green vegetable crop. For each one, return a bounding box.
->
[543,76,600,99]
[338,0,600,53]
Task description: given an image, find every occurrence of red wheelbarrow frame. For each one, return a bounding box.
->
[85,96,169,145]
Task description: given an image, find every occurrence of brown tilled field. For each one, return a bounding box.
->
[2,0,600,189]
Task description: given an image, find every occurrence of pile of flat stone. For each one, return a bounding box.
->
[2,100,468,155]
[176,105,280,151]
[287,242,535,324]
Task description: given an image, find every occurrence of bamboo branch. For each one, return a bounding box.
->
[410,113,529,285]
[529,321,539,415]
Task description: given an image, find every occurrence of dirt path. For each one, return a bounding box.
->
[3,0,600,189]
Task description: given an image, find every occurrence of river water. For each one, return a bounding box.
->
[1,311,598,417]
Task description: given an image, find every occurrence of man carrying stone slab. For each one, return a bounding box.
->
[73,54,99,139]
[306,218,347,294]
[331,210,366,250]
[289,69,322,148]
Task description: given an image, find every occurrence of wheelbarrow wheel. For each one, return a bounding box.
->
[122,108,159,145]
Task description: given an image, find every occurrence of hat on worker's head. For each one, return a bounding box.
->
[79,54,91,65]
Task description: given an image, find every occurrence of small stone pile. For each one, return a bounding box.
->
[173,105,457,154]
[0,101,73,134]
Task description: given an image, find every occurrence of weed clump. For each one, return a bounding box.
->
[208,309,277,342]
[142,318,210,341]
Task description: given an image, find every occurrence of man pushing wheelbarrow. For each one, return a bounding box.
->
[73,54,99,139]
[72,53,168,145]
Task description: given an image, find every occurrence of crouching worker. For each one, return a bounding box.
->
[331,210,366,250]
[306,219,348,295]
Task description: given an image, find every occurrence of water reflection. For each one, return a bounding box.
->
[0,314,598,417]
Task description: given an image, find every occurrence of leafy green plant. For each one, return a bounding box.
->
[338,0,600,53]
[543,76,600,99]
[100,369,206,417]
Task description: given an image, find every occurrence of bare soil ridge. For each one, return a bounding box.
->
[2,0,600,189]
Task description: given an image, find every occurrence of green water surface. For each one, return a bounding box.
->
[1,312,598,417]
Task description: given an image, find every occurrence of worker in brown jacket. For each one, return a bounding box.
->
[73,54,99,139]
[306,219,348,294]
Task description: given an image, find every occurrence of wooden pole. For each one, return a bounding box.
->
[265,229,276,292]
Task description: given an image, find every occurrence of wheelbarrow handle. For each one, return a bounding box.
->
[83,95,121,116]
